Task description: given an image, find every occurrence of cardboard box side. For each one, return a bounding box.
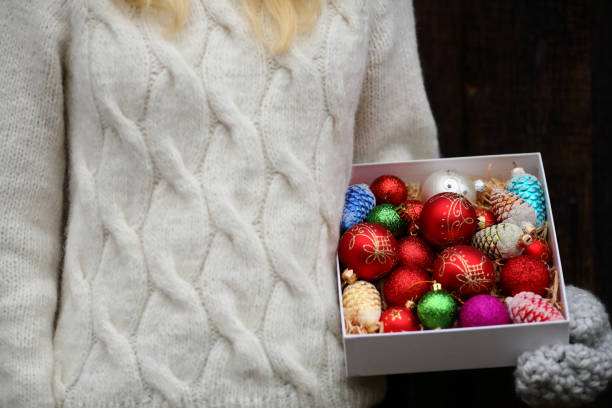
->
[535,153,570,321]
[335,256,349,375]
[344,320,569,376]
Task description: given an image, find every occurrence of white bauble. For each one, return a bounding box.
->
[421,169,479,203]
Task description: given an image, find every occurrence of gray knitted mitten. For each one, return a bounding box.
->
[514,285,612,406]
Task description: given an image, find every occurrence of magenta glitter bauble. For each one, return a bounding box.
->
[458,294,511,327]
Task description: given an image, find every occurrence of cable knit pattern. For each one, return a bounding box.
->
[514,285,612,407]
[0,0,438,407]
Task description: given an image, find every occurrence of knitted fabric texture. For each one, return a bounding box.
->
[514,285,612,407]
[0,1,439,407]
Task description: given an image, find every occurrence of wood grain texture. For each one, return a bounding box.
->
[378,1,612,406]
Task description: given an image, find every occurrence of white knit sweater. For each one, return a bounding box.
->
[0,1,439,407]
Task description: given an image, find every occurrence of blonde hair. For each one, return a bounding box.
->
[126,0,321,54]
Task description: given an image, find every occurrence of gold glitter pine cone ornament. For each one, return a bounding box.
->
[341,269,382,333]
[471,222,533,260]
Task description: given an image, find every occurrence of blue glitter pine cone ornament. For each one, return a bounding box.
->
[506,167,546,228]
[340,184,376,233]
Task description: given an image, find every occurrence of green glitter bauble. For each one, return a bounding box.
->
[365,204,407,237]
[417,289,458,329]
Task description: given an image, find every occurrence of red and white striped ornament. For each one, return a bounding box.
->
[505,291,564,323]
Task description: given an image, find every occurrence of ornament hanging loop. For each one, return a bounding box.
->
[522,223,536,236]
[511,165,526,177]
[520,234,533,247]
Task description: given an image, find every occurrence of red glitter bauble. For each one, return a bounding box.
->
[338,222,399,281]
[500,255,550,297]
[370,175,408,206]
[523,238,552,264]
[419,192,477,249]
[397,236,435,270]
[475,207,496,231]
[383,266,431,306]
[396,199,424,233]
[433,245,495,298]
[380,306,420,332]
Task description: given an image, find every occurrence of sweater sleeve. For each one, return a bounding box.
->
[0,2,68,407]
[353,0,440,164]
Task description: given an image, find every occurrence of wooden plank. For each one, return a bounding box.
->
[413,0,464,156]
[379,1,611,407]
[591,0,612,314]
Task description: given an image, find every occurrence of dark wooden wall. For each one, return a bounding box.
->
[381,1,612,406]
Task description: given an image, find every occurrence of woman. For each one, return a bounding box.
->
[0,0,439,406]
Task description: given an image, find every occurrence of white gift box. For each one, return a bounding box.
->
[336,152,570,376]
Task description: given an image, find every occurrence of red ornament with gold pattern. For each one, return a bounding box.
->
[370,175,408,206]
[395,199,424,234]
[475,207,496,231]
[419,192,477,249]
[380,306,420,332]
[433,245,495,298]
[523,237,552,264]
[338,222,399,281]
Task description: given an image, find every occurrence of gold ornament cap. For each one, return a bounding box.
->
[341,269,358,285]
[511,166,526,177]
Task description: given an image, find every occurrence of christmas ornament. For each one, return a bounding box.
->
[397,236,435,270]
[383,266,431,306]
[395,199,424,233]
[342,279,382,333]
[380,306,420,332]
[365,204,407,237]
[489,189,537,232]
[341,184,376,233]
[500,255,550,297]
[338,222,398,281]
[419,192,477,249]
[370,175,407,206]
[506,167,546,228]
[505,291,564,323]
[457,294,510,327]
[523,237,552,264]
[475,207,496,231]
[417,283,458,329]
[433,245,495,298]
[472,222,532,260]
[421,169,481,203]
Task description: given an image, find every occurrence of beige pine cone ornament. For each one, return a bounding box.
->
[472,222,532,260]
[342,278,382,334]
[490,188,537,231]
